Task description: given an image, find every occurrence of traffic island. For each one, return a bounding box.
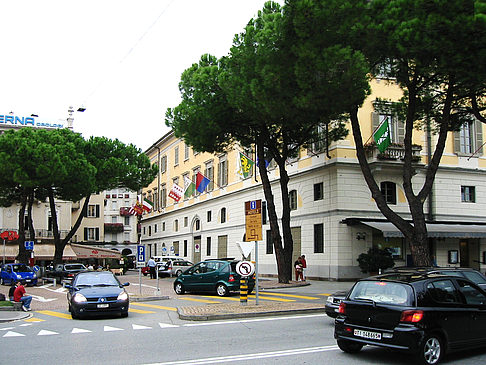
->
[178,302,325,321]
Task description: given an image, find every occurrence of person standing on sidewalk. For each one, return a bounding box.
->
[13,281,32,311]
[301,255,307,281]
[147,257,157,279]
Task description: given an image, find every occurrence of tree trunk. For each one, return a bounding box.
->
[16,192,28,264]
[48,187,65,265]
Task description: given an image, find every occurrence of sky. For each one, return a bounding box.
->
[0,0,280,151]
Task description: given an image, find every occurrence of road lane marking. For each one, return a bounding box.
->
[259,292,320,300]
[248,295,295,302]
[131,302,178,311]
[143,345,339,364]
[129,308,155,314]
[24,318,45,322]
[133,324,152,330]
[179,297,221,304]
[159,323,179,328]
[37,329,58,336]
[36,310,72,320]
[184,314,327,327]
[72,328,92,334]
[318,293,331,296]
[202,296,242,302]
[104,325,123,332]
[3,331,25,337]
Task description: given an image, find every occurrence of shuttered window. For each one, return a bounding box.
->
[454,119,483,156]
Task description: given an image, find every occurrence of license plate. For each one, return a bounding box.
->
[25,279,31,282]
[97,304,109,308]
[354,329,381,340]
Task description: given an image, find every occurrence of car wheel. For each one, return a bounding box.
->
[121,311,128,318]
[143,273,148,276]
[337,339,363,354]
[416,334,443,365]
[174,282,185,295]
[175,270,183,277]
[216,283,228,297]
[70,308,80,320]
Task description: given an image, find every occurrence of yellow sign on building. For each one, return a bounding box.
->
[245,200,262,241]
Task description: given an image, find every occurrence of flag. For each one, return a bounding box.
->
[142,198,153,212]
[195,171,210,193]
[256,157,270,169]
[373,116,391,153]
[129,201,143,216]
[169,183,183,202]
[238,152,254,179]
[184,176,195,198]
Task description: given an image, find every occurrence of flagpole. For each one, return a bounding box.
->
[364,121,385,146]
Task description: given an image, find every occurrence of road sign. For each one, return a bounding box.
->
[137,245,145,263]
[162,246,167,254]
[236,241,254,259]
[245,200,262,241]
[136,261,145,268]
[236,261,255,277]
[25,241,34,250]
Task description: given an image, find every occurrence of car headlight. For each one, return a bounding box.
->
[17,275,22,279]
[326,296,334,303]
[73,293,87,303]
[117,291,129,301]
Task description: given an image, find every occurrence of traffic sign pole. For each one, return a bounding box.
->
[255,240,259,305]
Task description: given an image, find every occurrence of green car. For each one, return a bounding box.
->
[173,259,255,297]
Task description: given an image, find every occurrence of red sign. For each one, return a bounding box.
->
[92,250,99,254]
[0,231,19,241]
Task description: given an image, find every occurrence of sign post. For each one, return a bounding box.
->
[245,200,262,305]
[137,245,146,296]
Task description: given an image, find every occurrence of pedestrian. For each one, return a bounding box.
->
[13,281,33,311]
[147,257,157,279]
[294,257,303,282]
[8,282,16,301]
[301,255,307,281]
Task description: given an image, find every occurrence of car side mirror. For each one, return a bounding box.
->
[122,282,130,287]
[65,284,72,289]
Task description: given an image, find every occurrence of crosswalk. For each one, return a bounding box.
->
[9,291,323,322]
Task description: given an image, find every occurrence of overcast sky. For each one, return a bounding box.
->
[0,0,280,151]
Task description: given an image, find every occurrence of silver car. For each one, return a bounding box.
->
[158,259,193,277]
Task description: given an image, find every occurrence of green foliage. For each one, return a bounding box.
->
[357,247,395,274]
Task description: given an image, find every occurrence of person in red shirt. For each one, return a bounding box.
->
[301,255,307,282]
[13,281,32,311]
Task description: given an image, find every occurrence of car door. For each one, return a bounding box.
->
[199,262,221,291]
[181,263,205,291]
[455,279,486,347]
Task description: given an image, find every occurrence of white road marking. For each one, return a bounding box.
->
[72,328,92,334]
[3,331,25,337]
[30,294,57,303]
[133,324,152,330]
[0,327,15,331]
[158,323,179,328]
[19,323,33,327]
[183,314,326,327]
[37,329,58,336]
[143,345,340,365]
[104,325,124,332]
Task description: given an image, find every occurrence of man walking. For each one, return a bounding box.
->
[147,257,157,279]
[13,281,33,311]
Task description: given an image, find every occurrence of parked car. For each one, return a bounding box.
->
[173,259,255,297]
[66,271,130,319]
[141,256,185,276]
[158,259,193,277]
[334,272,486,365]
[327,266,486,319]
[0,263,38,286]
[46,263,87,284]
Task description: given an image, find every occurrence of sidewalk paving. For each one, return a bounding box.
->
[0,273,352,323]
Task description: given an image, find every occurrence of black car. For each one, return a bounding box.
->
[66,271,130,319]
[334,272,486,365]
[325,290,349,318]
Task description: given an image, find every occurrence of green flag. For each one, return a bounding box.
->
[238,152,255,179]
[373,116,391,153]
[184,176,195,198]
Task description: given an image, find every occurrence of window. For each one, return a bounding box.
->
[153,189,158,211]
[381,181,397,205]
[372,103,404,145]
[457,280,486,305]
[112,200,118,210]
[148,226,152,236]
[460,120,474,154]
[309,124,325,153]
[218,156,228,187]
[220,208,226,223]
[112,216,117,223]
[84,227,99,241]
[174,219,179,232]
[461,186,476,203]
[161,184,167,208]
[162,222,166,231]
[314,224,324,253]
[184,240,188,257]
[426,280,461,304]
[195,219,200,231]
[87,205,100,218]
[262,201,267,225]
[205,162,214,191]
[207,237,211,256]
[154,224,157,233]
[184,217,188,227]
[289,190,297,211]
[184,144,190,161]
[314,183,323,201]
[454,119,483,156]
[266,230,273,254]
[161,155,167,173]
[174,146,179,166]
[207,211,212,222]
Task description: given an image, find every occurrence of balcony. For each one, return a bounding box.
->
[364,143,422,163]
[104,223,124,233]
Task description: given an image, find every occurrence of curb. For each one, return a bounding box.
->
[177,307,325,321]
[0,311,32,323]
[130,296,170,302]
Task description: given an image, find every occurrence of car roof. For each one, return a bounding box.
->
[362,272,464,285]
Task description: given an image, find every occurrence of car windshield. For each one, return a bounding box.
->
[12,265,32,273]
[349,281,413,306]
[65,264,86,270]
[75,273,119,287]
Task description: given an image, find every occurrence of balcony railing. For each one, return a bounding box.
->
[364,143,422,162]
[104,223,124,233]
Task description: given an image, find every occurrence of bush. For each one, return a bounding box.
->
[357,247,395,274]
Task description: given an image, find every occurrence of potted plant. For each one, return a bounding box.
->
[357,247,395,275]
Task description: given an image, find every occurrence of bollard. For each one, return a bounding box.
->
[240,277,248,306]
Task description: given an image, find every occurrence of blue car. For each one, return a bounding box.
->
[0,263,38,286]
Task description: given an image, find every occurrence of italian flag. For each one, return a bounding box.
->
[142,198,153,212]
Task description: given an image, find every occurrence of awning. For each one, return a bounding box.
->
[71,244,121,259]
[1,243,77,260]
[361,221,486,238]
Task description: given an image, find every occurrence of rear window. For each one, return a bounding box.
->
[65,264,86,270]
[349,281,413,306]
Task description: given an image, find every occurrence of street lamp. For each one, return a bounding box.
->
[67,105,86,129]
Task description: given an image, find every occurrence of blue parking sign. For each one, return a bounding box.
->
[137,245,145,262]
[25,241,34,250]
